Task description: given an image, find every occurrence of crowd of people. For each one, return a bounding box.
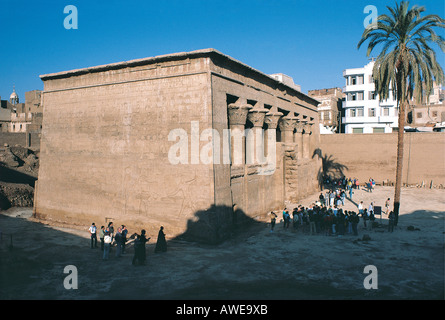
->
[271,176,396,236]
[88,221,167,265]
[87,177,397,261]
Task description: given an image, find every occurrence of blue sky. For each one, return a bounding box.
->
[0,0,444,101]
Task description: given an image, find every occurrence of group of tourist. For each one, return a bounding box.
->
[273,204,362,236]
[88,222,168,265]
[324,176,376,194]
[324,176,361,190]
[273,202,395,236]
[271,176,396,235]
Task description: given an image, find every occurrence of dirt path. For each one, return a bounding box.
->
[0,186,444,300]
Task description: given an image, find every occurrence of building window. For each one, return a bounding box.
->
[369,91,376,100]
[348,92,364,101]
[324,112,331,120]
[350,76,357,85]
[349,107,364,117]
[416,112,422,119]
[352,128,364,134]
[373,127,385,133]
[432,111,438,117]
[368,108,376,117]
[383,107,390,116]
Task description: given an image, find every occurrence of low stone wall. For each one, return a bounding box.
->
[319,132,445,187]
[0,132,40,150]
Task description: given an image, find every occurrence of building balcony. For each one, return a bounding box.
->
[342,116,366,124]
[343,84,371,93]
[378,115,398,123]
[343,68,365,77]
[343,100,366,107]
[343,115,398,125]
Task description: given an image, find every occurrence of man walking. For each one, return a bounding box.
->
[270,211,277,232]
[89,223,98,249]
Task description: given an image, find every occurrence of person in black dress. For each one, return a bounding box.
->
[155,226,167,253]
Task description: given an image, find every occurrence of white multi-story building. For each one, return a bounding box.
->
[342,60,398,133]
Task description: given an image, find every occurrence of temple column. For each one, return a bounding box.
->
[246,108,269,164]
[303,122,313,159]
[278,115,298,149]
[295,120,304,160]
[228,103,252,166]
[264,111,283,158]
[279,114,298,202]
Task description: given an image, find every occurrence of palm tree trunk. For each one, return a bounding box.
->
[393,99,407,226]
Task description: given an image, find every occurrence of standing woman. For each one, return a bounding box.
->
[155,226,167,253]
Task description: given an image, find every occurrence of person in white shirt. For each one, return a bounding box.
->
[89,223,97,249]
[368,202,374,215]
[368,202,374,230]
[103,230,112,260]
[358,201,365,227]
[358,201,364,214]
[385,198,391,216]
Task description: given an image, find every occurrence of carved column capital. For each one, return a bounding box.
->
[247,108,269,127]
[228,103,252,127]
[278,115,298,132]
[295,120,305,133]
[264,111,283,129]
[304,122,314,134]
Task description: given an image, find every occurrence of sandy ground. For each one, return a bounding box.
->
[0,185,444,300]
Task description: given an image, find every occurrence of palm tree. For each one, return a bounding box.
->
[357,1,444,225]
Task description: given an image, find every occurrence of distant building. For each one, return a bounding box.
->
[0,88,43,135]
[407,82,445,131]
[25,90,43,114]
[269,73,301,92]
[308,87,344,134]
[342,60,399,134]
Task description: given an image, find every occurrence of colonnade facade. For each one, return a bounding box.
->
[225,96,319,209]
[227,99,315,166]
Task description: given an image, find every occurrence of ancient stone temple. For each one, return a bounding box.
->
[34,49,321,243]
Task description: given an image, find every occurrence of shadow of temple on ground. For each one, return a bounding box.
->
[173,204,263,245]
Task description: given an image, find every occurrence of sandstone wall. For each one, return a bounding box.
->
[35,56,215,238]
[34,49,322,243]
[319,132,445,186]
